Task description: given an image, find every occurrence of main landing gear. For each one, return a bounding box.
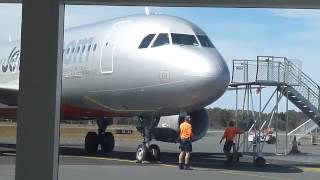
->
[84,118,115,153]
[135,117,161,163]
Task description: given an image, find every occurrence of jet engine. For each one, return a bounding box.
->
[152,108,209,143]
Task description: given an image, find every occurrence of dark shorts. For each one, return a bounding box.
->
[223,140,234,153]
[180,140,192,152]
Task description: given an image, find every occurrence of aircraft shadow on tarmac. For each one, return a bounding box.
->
[0,142,307,174]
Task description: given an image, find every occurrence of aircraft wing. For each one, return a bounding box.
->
[0,80,19,106]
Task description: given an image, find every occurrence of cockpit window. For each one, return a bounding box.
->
[152,33,169,48]
[139,34,156,49]
[197,35,215,48]
[171,33,199,46]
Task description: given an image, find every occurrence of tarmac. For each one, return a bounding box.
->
[1,131,320,180]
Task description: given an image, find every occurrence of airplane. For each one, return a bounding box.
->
[0,14,230,162]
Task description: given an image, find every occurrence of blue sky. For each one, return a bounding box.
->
[1,4,320,111]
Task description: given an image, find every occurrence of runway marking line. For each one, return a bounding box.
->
[302,167,320,173]
[158,165,292,180]
[71,156,137,163]
[3,152,319,177]
[73,155,293,180]
[214,170,293,180]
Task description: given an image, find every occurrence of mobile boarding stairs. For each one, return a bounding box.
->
[230,56,320,165]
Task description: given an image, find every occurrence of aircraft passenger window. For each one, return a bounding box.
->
[197,35,215,48]
[93,44,97,51]
[138,34,155,48]
[151,33,169,48]
[72,47,75,53]
[67,48,70,54]
[77,46,80,53]
[171,33,199,46]
[87,45,91,52]
[82,46,86,53]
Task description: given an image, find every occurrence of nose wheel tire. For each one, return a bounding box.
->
[85,132,99,153]
[136,144,147,163]
[101,132,115,153]
[148,144,160,161]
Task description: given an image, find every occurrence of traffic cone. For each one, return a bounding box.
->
[290,135,300,154]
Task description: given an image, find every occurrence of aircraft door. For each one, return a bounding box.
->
[100,21,130,74]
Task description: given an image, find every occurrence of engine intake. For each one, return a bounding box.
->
[152,108,209,143]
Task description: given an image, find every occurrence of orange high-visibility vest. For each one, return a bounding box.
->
[223,127,242,142]
[180,122,193,140]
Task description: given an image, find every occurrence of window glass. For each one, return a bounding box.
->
[82,46,86,53]
[138,34,155,48]
[171,33,199,46]
[72,47,75,53]
[88,45,91,52]
[77,46,80,53]
[197,35,215,48]
[67,48,70,54]
[152,33,169,47]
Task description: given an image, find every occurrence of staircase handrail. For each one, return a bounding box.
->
[284,58,320,96]
[285,58,320,91]
[279,58,320,109]
[288,119,313,136]
[287,69,319,100]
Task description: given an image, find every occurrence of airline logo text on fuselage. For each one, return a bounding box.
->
[63,37,94,67]
[1,37,95,73]
[1,47,20,73]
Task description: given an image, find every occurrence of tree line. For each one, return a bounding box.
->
[1,107,308,131]
[112,107,308,131]
[206,107,308,131]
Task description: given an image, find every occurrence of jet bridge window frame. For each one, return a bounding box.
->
[171,33,199,46]
[138,33,156,49]
[151,33,170,48]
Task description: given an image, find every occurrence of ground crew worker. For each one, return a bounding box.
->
[266,127,273,135]
[178,116,193,170]
[219,121,244,162]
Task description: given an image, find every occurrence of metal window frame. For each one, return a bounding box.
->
[0,0,319,180]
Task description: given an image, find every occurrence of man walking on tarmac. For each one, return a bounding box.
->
[219,121,244,163]
[178,116,193,170]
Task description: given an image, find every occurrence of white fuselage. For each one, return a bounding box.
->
[0,14,230,119]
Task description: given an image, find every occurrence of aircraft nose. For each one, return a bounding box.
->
[184,51,230,107]
[190,50,229,81]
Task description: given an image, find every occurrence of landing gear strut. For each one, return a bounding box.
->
[84,118,114,153]
[136,117,161,162]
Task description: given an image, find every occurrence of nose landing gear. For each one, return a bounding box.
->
[135,117,161,163]
[135,143,161,162]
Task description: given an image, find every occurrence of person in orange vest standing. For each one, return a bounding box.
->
[219,121,244,163]
[178,116,194,170]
